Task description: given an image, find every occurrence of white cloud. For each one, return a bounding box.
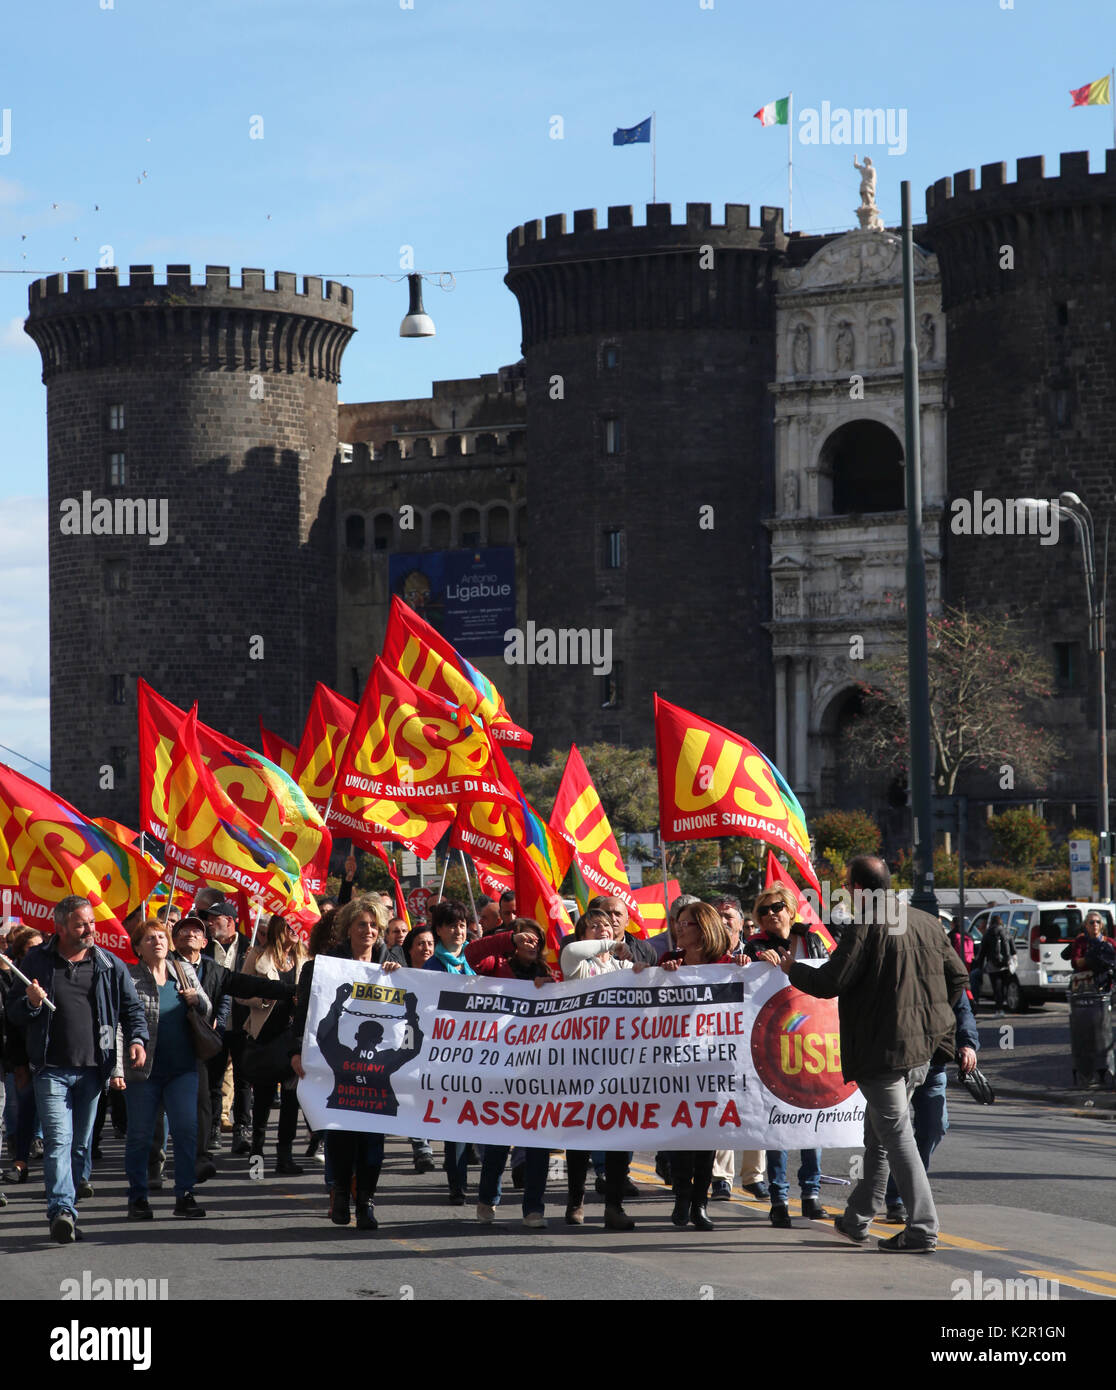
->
[0,316,33,353]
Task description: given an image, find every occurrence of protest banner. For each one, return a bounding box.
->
[297,956,865,1150]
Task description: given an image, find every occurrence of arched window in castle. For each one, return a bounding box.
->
[344,514,366,551]
[819,420,904,516]
[459,506,481,548]
[372,512,393,552]
[429,507,451,549]
[487,504,510,545]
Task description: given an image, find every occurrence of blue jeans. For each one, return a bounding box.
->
[31,1066,102,1222]
[443,1141,469,1195]
[766,1147,822,1204]
[885,1066,948,1209]
[124,1068,198,1200]
[478,1145,548,1216]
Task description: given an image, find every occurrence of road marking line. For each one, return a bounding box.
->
[1020,1268,1116,1298]
[1076,1270,1116,1284]
[628,1163,1004,1248]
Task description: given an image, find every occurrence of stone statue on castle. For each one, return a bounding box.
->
[854,155,884,231]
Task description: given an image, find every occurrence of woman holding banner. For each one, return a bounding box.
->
[466,919,558,1228]
[423,902,476,1204]
[655,902,734,1231]
[243,915,309,1175]
[745,884,830,1228]
[560,909,637,1230]
[291,894,401,1231]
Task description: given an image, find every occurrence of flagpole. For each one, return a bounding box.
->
[459,850,479,925]
[787,91,794,232]
[1111,68,1115,148]
[436,853,450,900]
[652,110,657,203]
[164,865,178,921]
[659,835,670,921]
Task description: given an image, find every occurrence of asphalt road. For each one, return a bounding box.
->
[1,1088,1112,1304]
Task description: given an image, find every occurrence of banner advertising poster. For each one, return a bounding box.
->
[388,547,515,656]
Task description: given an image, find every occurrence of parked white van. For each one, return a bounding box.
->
[967,899,1116,1012]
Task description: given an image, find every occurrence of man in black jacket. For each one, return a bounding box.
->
[778,856,967,1254]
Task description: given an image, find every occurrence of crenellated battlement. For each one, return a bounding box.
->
[28,264,353,315]
[505,203,784,346]
[25,264,354,382]
[507,202,785,262]
[926,149,1116,218]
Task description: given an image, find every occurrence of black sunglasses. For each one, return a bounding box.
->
[756,903,786,917]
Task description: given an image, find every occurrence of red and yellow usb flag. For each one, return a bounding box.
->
[0,762,161,956]
[765,851,836,952]
[258,722,298,778]
[654,694,819,892]
[163,709,319,932]
[292,683,358,812]
[138,680,330,889]
[549,745,643,930]
[335,658,516,813]
[384,595,533,748]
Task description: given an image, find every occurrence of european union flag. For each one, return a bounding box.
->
[613,117,651,145]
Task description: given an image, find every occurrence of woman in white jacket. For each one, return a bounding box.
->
[559,909,635,1231]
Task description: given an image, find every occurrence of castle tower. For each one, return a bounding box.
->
[926,151,1116,799]
[504,203,785,757]
[25,265,354,823]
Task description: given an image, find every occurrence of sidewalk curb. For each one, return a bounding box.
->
[982,1082,1116,1116]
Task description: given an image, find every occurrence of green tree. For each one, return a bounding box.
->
[988,808,1052,869]
[510,744,658,834]
[811,810,881,862]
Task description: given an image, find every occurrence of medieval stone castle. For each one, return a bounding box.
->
[25,148,1116,850]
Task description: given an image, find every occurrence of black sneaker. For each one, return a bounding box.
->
[878,1228,937,1253]
[711,1179,732,1201]
[194,1157,217,1185]
[50,1212,76,1244]
[173,1192,206,1219]
[769,1203,793,1228]
[230,1127,252,1157]
[742,1181,769,1200]
[413,1155,436,1174]
[128,1198,154,1221]
[883,1205,908,1225]
[833,1214,869,1244]
[801,1195,827,1220]
[75,1181,94,1201]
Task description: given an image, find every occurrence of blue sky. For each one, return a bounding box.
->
[1,0,1112,784]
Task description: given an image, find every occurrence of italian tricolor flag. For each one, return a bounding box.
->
[754,96,789,126]
[1070,75,1111,106]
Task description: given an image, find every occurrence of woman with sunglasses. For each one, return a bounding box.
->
[744,885,831,1229]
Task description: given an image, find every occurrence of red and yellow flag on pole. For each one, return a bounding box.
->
[653,693,819,892]
[384,595,533,748]
[162,708,320,935]
[549,745,643,930]
[335,658,516,813]
[0,762,161,958]
[138,680,331,894]
[291,683,357,812]
[631,879,680,935]
[258,722,298,779]
[764,851,836,952]
[1070,75,1111,106]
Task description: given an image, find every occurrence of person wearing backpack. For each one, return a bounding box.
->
[976,915,1013,1017]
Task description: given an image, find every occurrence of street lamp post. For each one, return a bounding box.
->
[1020,493,1110,899]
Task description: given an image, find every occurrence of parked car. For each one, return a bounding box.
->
[967,900,1116,1012]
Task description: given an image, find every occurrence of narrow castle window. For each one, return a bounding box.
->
[601,663,623,709]
[603,527,623,569]
[108,452,127,487]
[107,404,125,431]
[110,674,127,705]
[603,417,623,455]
